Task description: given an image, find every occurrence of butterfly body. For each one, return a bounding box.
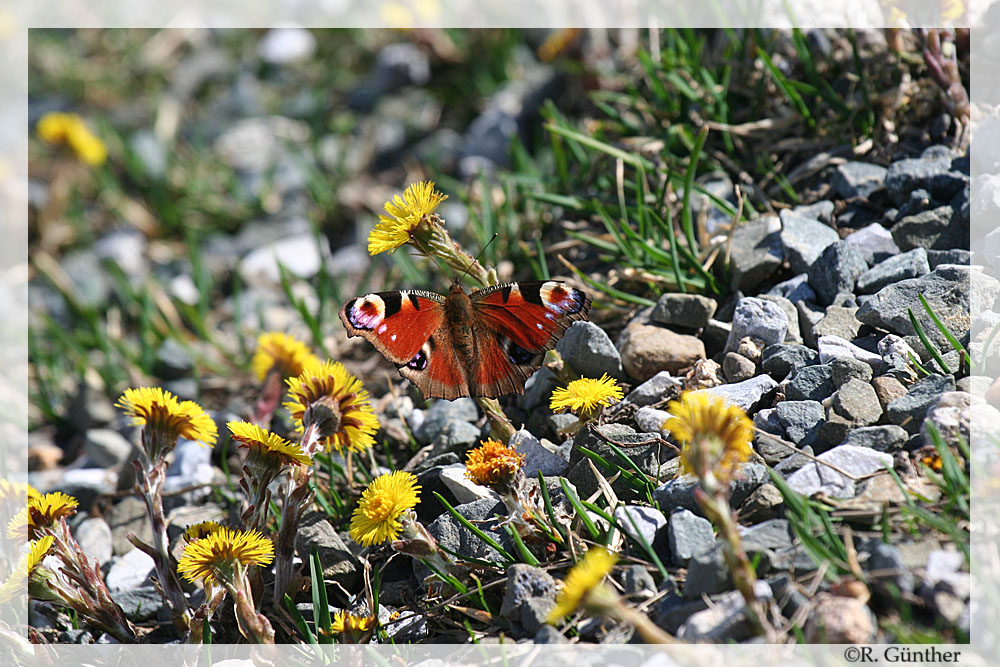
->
[340,281,591,400]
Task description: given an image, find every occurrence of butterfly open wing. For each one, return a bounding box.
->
[469,281,592,396]
[339,290,470,399]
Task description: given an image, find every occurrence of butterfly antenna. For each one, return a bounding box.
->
[455,233,498,286]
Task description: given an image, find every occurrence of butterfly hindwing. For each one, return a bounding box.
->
[339,290,470,399]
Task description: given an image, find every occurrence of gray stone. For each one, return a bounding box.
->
[844,223,900,265]
[667,509,715,567]
[439,464,498,504]
[892,206,964,251]
[928,248,970,268]
[684,543,730,597]
[510,430,567,477]
[106,548,155,591]
[754,431,795,466]
[615,564,657,597]
[831,379,883,425]
[650,293,718,329]
[861,542,914,594]
[74,517,113,567]
[780,210,840,274]
[623,371,681,407]
[635,406,671,434]
[886,153,954,204]
[108,495,153,556]
[653,594,709,634]
[425,497,514,568]
[807,241,868,305]
[114,586,166,623]
[729,217,784,291]
[522,367,558,412]
[700,375,777,413]
[809,305,863,343]
[767,273,816,305]
[415,398,479,443]
[739,483,785,523]
[429,420,481,456]
[833,162,887,199]
[295,512,362,593]
[740,519,794,560]
[567,424,666,502]
[614,505,667,549]
[83,429,134,468]
[860,265,998,354]
[760,294,802,344]
[856,248,930,294]
[817,335,883,371]
[830,356,874,386]
[556,321,624,379]
[725,297,788,353]
[239,233,328,285]
[655,463,768,515]
[761,344,818,381]
[786,364,836,402]
[753,407,785,436]
[775,401,824,447]
[886,374,956,434]
[533,625,569,643]
[786,445,894,497]
[153,338,194,380]
[842,425,910,452]
[678,582,773,643]
[722,352,756,383]
[500,564,557,636]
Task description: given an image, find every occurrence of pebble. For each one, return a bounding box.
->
[891,206,964,251]
[649,293,718,329]
[885,150,955,204]
[817,335,883,371]
[678,582,773,643]
[622,371,681,407]
[94,229,148,282]
[257,26,316,64]
[805,594,876,643]
[615,564,657,598]
[294,511,362,593]
[635,406,671,434]
[500,564,557,636]
[238,234,329,285]
[829,356,874,387]
[871,376,908,409]
[753,407,785,436]
[108,495,153,556]
[729,217,784,291]
[831,378,883,425]
[807,241,868,305]
[785,364,836,402]
[429,421,481,457]
[833,161,887,199]
[424,497,514,569]
[74,517,113,567]
[153,338,194,380]
[809,305,863,343]
[700,374,777,413]
[415,398,479,443]
[114,586,167,623]
[861,541,914,594]
[439,464,499,505]
[684,543,730,597]
[759,294,802,344]
[856,247,930,294]
[614,505,667,550]
[766,273,816,305]
[844,223,900,265]
[557,321,623,378]
[786,445,895,497]
[927,248,970,268]
[654,463,768,515]
[83,429,134,468]
[779,210,840,274]
[739,484,784,522]
[510,430,568,476]
[667,509,715,567]
[618,309,705,380]
[761,344,817,381]
[566,424,664,502]
[105,548,155,591]
[885,374,956,434]
[775,400,824,447]
[722,352,756,383]
[725,297,788,353]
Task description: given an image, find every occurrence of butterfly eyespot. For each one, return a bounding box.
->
[540,282,584,315]
[407,349,428,371]
[507,342,534,365]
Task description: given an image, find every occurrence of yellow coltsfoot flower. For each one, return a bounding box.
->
[182,521,225,543]
[177,527,274,587]
[327,610,376,642]
[0,536,54,603]
[547,547,620,623]
[464,439,525,494]
[8,491,78,540]
[252,332,319,381]
[284,360,380,454]
[349,471,421,547]
[228,421,312,468]
[367,180,448,255]
[37,111,108,166]
[117,387,218,454]
[549,373,624,417]
[663,390,753,487]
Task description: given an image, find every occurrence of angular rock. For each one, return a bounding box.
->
[739,483,785,523]
[886,374,956,434]
[678,582,773,643]
[635,406,671,434]
[74,517,113,567]
[817,335,883,372]
[892,206,965,251]
[885,151,954,204]
[928,248,970,268]
[295,512,363,593]
[833,161,887,199]
[614,505,667,550]
[623,371,682,407]
[667,509,715,567]
[655,463,768,515]
[722,352,756,383]
[106,548,155,591]
[761,344,817,381]
[557,321,623,379]
[83,429,134,468]
[700,375,777,413]
[780,210,840,274]
[786,364,836,402]
[415,398,479,443]
[805,594,877,643]
[618,313,706,380]
[567,424,667,501]
[424,497,514,568]
[807,241,868,305]
[775,400,824,447]
[809,305,863,343]
[725,297,788,353]
[114,586,167,623]
[856,247,930,294]
[759,294,802,344]
[439,464,498,504]
[500,564,557,636]
[872,376,908,409]
[650,293,717,329]
[830,356,874,386]
[729,217,784,291]
[767,273,816,305]
[844,223,900,265]
[753,407,784,436]
[510,430,568,477]
[786,445,894,497]
[831,379,883,425]
[684,543,730,597]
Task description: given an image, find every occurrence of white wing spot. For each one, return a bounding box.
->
[390,334,397,341]
[536,323,544,330]
[377,324,387,334]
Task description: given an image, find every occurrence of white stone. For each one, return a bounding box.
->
[106,548,155,591]
[439,464,500,505]
[239,234,328,285]
[257,25,316,64]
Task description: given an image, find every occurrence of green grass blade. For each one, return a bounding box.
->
[559,478,601,539]
[907,307,951,374]
[284,593,317,644]
[433,492,516,563]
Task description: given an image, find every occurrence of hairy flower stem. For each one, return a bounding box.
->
[187,585,227,644]
[233,574,275,643]
[273,465,313,605]
[695,488,772,639]
[132,454,191,630]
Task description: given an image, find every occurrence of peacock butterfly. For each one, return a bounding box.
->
[339,281,592,400]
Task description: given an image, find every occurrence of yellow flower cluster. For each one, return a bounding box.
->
[367,181,447,255]
[663,391,753,484]
[349,471,421,547]
[284,360,380,454]
[547,547,619,623]
[177,527,274,586]
[36,112,107,166]
[550,373,624,415]
[464,439,524,489]
[228,420,311,467]
[117,387,218,448]
[7,491,78,540]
